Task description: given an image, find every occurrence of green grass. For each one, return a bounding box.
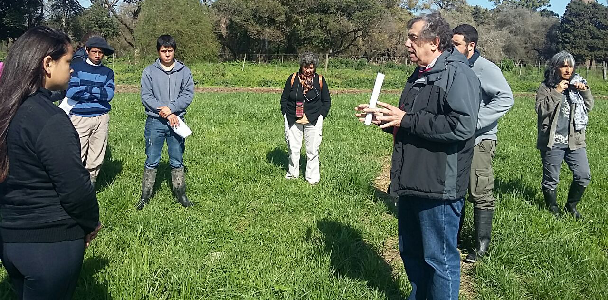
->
[108,59,608,95]
[465,95,608,300]
[1,91,607,299]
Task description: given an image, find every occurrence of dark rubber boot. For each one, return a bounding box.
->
[136,168,157,210]
[542,188,560,217]
[171,167,193,208]
[565,182,586,220]
[465,208,493,263]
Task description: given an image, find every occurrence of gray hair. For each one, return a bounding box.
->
[299,52,318,67]
[407,11,453,52]
[544,50,576,88]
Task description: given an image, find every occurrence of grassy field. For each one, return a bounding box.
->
[0,89,607,299]
[109,59,608,95]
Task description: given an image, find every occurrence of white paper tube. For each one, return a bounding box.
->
[365,72,385,125]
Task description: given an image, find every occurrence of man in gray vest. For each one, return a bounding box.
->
[452,24,514,263]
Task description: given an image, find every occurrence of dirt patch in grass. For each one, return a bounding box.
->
[116,85,401,95]
[115,85,608,100]
[460,260,476,300]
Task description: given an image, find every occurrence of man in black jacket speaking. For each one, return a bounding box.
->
[356,11,481,300]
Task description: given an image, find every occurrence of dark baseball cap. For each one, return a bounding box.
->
[85,36,115,55]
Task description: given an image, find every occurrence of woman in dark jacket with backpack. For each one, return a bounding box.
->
[0,26,101,299]
[280,53,331,184]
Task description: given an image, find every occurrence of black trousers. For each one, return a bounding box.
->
[2,239,85,300]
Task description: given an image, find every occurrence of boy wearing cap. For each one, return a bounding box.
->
[66,36,115,186]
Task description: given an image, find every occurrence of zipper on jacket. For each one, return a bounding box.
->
[168,73,171,104]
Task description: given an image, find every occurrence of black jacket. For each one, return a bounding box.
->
[389,49,481,200]
[280,73,331,126]
[0,88,99,242]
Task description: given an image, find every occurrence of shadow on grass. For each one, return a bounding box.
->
[494,176,543,208]
[0,269,12,299]
[154,162,174,195]
[96,146,123,192]
[317,219,405,300]
[372,187,398,217]
[76,257,113,299]
[266,146,288,171]
[458,202,475,254]
[266,146,306,174]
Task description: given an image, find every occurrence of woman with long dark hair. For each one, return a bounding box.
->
[536,51,594,219]
[280,52,331,184]
[0,26,101,299]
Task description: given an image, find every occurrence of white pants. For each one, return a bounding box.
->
[284,115,324,184]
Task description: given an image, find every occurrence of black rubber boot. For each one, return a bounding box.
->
[542,188,560,217]
[465,208,493,263]
[564,182,586,220]
[136,168,157,210]
[171,167,193,208]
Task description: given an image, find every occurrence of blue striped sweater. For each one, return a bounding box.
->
[67,60,115,116]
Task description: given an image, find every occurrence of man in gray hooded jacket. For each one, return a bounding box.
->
[452,24,514,263]
[136,35,195,210]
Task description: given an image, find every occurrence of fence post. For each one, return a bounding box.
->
[603,61,607,81]
[324,53,329,74]
[242,54,246,71]
[519,64,522,77]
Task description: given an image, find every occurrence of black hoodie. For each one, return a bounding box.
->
[0,88,99,242]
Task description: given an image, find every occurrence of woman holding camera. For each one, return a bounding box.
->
[280,53,331,184]
[536,50,594,219]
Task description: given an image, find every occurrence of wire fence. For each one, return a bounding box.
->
[226,53,608,80]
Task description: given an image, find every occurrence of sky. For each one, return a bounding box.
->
[468,0,570,16]
[78,0,607,16]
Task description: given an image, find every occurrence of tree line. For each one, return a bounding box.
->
[0,0,607,65]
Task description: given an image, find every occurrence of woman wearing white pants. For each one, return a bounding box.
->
[280,53,331,184]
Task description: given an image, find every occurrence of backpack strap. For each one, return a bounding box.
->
[290,72,297,87]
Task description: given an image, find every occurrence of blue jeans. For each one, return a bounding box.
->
[144,116,185,169]
[398,196,464,300]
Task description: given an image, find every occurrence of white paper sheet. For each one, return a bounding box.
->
[58,97,79,114]
[172,117,192,138]
[365,73,385,125]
